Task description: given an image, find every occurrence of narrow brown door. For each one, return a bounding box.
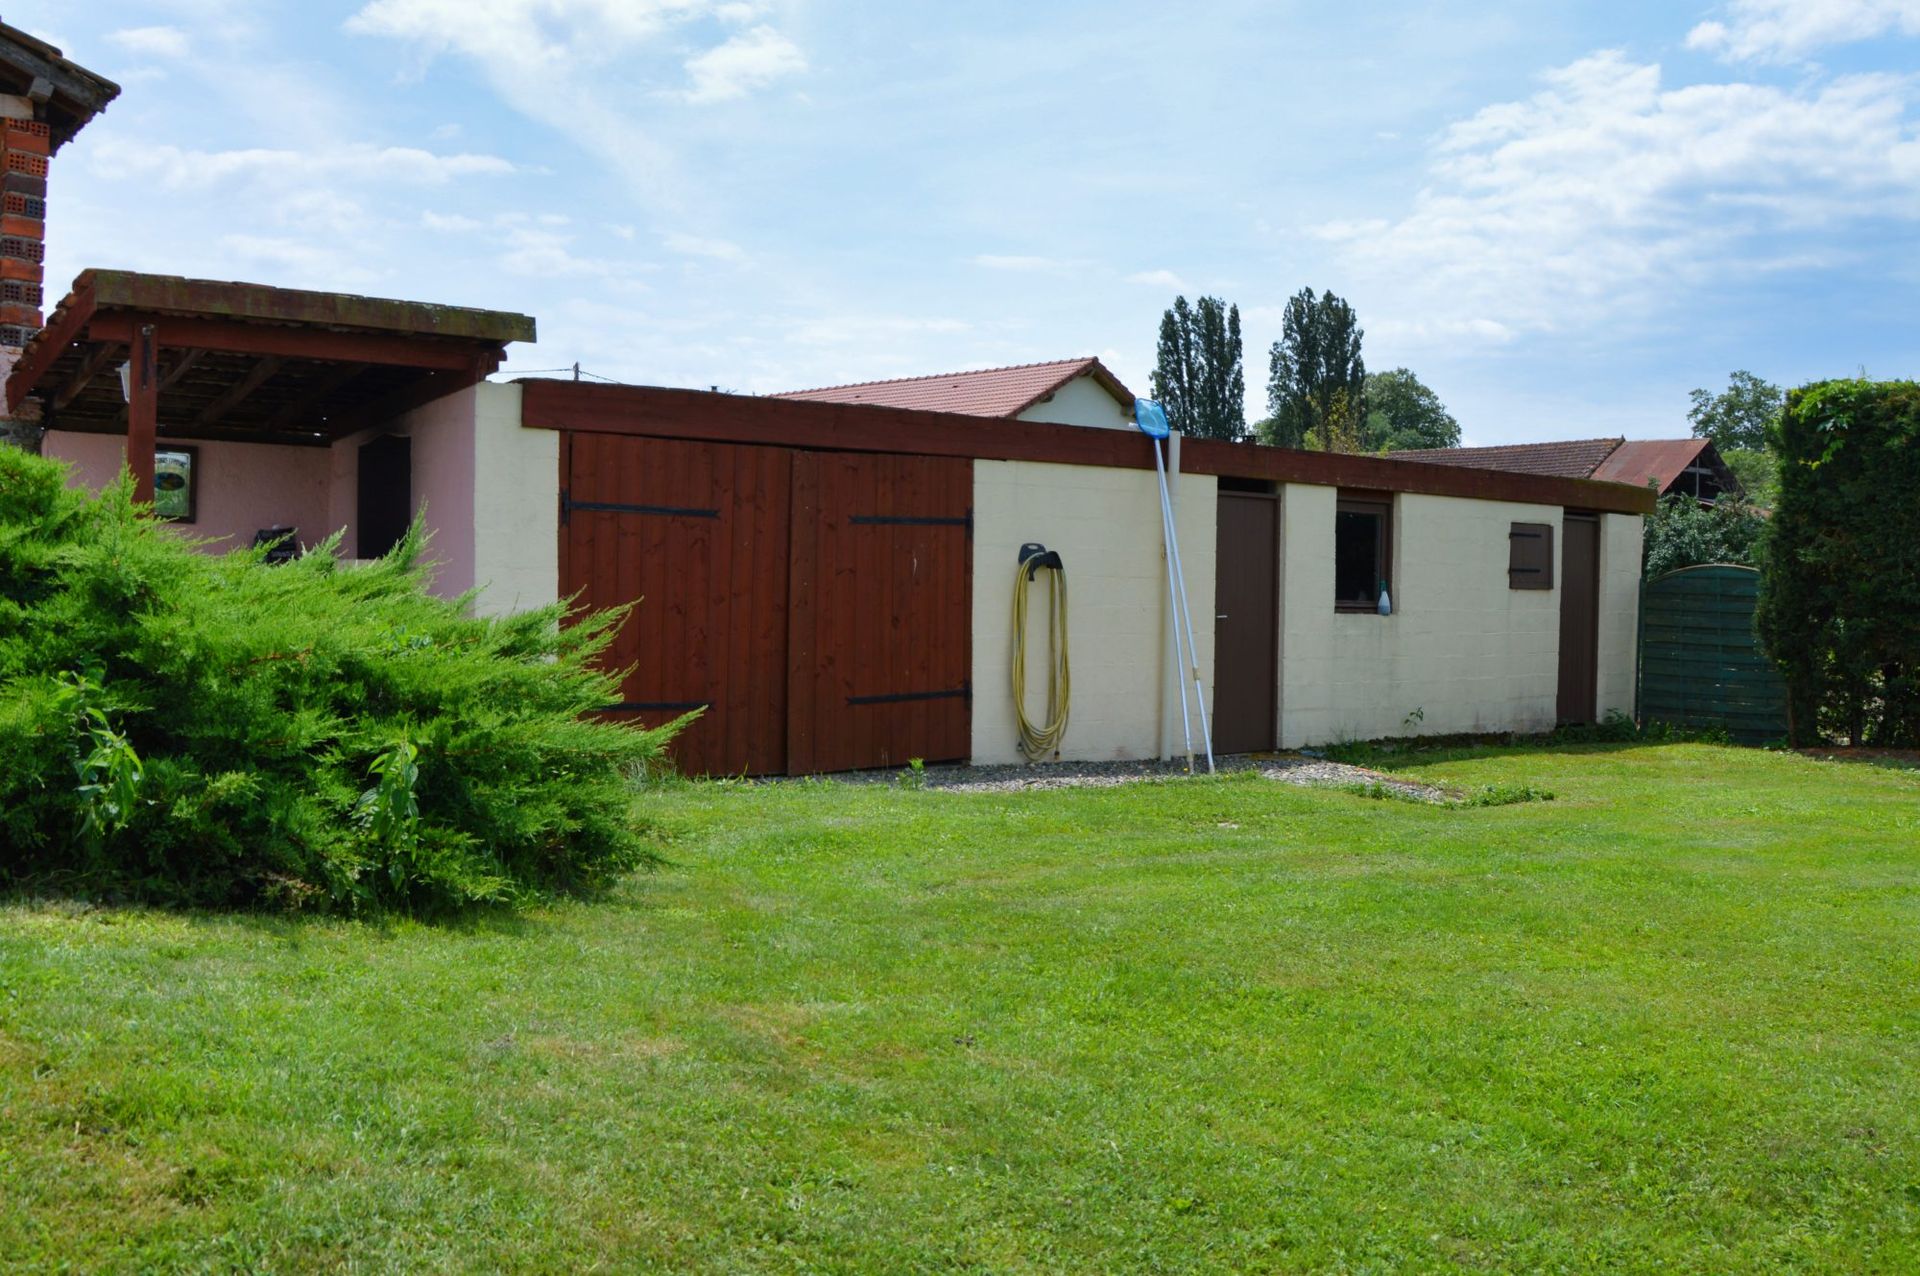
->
[787,451,973,774]
[560,433,792,776]
[1212,492,1280,753]
[1557,513,1600,725]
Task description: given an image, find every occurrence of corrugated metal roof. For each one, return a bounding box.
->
[777,357,1133,418]
[1393,438,1626,478]
[1590,438,1714,490]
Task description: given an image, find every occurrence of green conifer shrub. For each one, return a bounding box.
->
[0,445,679,911]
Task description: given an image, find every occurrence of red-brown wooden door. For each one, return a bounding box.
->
[1213,491,1280,753]
[787,451,973,774]
[561,433,792,776]
[1557,513,1600,725]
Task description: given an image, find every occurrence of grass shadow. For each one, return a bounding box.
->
[1794,748,1920,774]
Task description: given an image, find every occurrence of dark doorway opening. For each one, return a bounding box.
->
[357,434,412,560]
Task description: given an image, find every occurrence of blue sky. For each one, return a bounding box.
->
[13,0,1920,443]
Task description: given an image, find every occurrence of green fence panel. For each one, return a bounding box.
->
[1637,564,1788,744]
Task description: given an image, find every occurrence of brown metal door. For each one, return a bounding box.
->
[560,433,792,776]
[1212,492,1279,753]
[1557,513,1600,725]
[787,451,973,773]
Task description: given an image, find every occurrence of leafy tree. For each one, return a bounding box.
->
[1688,370,1783,452]
[1719,445,1779,507]
[1641,490,1767,579]
[1264,288,1365,451]
[1151,295,1245,440]
[1756,379,1920,746]
[1362,368,1460,451]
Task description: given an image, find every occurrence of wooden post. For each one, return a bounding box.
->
[128,323,158,505]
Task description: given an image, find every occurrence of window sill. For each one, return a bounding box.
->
[1334,603,1390,615]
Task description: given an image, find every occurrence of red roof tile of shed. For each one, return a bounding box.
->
[777,357,1133,418]
[1392,437,1627,478]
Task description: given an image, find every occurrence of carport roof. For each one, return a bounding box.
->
[6,270,536,446]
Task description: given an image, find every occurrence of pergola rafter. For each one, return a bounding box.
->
[7,270,535,503]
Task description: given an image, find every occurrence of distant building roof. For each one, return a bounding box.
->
[0,21,120,154]
[1590,438,1717,490]
[778,357,1134,418]
[1396,435,1743,501]
[1392,438,1627,479]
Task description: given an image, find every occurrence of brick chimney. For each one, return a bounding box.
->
[0,19,119,451]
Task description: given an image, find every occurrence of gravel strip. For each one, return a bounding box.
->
[819,753,1450,802]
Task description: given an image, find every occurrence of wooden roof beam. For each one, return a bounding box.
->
[5,281,96,412]
[50,340,123,411]
[193,355,284,430]
[260,362,368,434]
[106,348,208,429]
[85,313,501,373]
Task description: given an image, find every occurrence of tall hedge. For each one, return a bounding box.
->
[1756,379,1920,746]
[0,445,678,911]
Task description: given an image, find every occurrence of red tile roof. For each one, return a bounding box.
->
[1589,438,1715,490]
[777,357,1133,418]
[1393,438,1626,479]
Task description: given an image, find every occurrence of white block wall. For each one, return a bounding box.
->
[1276,487,1564,748]
[1014,376,1136,431]
[470,382,560,618]
[971,458,1215,764]
[1595,512,1645,721]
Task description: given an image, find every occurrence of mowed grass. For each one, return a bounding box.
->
[3,744,1919,1273]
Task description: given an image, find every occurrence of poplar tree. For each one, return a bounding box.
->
[1151,295,1245,440]
[1264,288,1366,450]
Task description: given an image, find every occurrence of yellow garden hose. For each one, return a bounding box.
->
[1012,553,1070,758]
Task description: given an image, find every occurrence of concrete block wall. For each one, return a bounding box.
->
[1277,487,1563,747]
[972,457,1215,764]
[1595,512,1645,720]
[351,381,557,617]
[469,382,558,617]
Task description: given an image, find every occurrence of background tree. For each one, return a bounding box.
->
[1689,371,1785,506]
[1263,288,1365,451]
[1688,370,1783,452]
[1151,295,1245,440]
[1362,368,1459,451]
[1641,490,1767,579]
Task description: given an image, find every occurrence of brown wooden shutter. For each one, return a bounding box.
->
[1509,522,1554,589]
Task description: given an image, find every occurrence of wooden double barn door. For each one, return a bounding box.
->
[561,434,972,776]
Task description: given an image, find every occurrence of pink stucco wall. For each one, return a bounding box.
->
[44,431,335,553]
[401,387,479,597]
[41,390,483,602]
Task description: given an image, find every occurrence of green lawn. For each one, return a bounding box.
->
[4,744,1918,1272]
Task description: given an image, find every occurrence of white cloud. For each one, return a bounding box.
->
[682,25,806,104]
[1125,269,1188,290]
[1317,50,1920,345]
[87,138,514,189]
[1687,0,1920,63]
[664,231,748,262]
[422,210,486,232]
[788,315,972,346]
[501,226,610,278]
[218,234,383,288]
[109,26,192,59]
[973,254,1072,274]
[346,1,805,199]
